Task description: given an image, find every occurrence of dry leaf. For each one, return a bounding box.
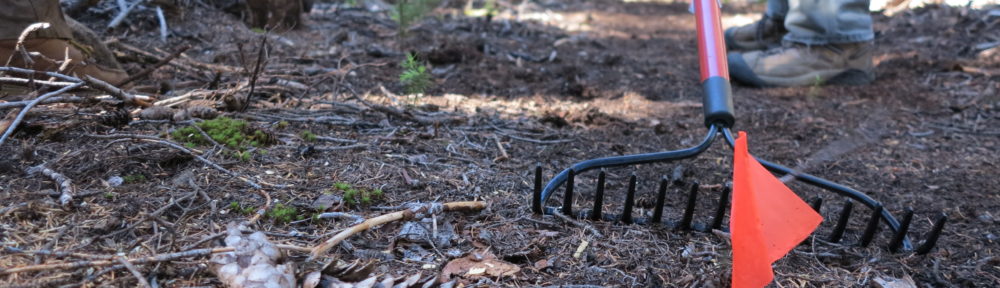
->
[873,275,917,288]
[440,250,519,282]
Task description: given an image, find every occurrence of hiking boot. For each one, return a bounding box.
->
[726,41,875,87]
[724,15,786,51]
[0,0,128,86]
[0,33,128,85]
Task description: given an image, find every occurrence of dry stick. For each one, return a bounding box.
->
[84,133,263,189]
[312,144,368,151]
[493,135,509,161]
[242,34,268,112]
[81,75,150,107]
[309,201,486,260]
[247,189,272,224]
[108,0,143,28]
[116,257,152,288]
[0,67,78,81]
[155,6,168,43]
[549,210,603,238]
[3,246,113,260]
[0,77,77,87]
[501,133,574,144]
[117,45,190,87]
[0,247,234,275]
[0,82,84,148]
[0,67,152,107]
[0,96,90,109]
[3,23,50,68]
[24,164,76,206]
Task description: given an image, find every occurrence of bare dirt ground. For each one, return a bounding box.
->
[1,0,998,287]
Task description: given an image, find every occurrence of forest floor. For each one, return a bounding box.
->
[1,0,998,287]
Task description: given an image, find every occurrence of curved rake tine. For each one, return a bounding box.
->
[829,201,854,243]
[591,171,606,221]
[562,169,575,216]
[622,174,637,224]
[720,128,912,249]
[810,198,823,213]
[888,208,914,253]
[711,186,730,229]
[860,205,883,247]
[916,213,947,255]
[652,177,668,224]
[533,165,543,214]
[680,182,699,230]
[799,197,825,246]
[539,125,719,205]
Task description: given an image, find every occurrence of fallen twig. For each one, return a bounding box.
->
[24,164,77,207]
[3,23,50,68]
[313,144,368,151]
[309,201,486,260]
[501,133,574,144]
[117,257,152,288]
[493,135,509,162]
[117,45,190,87]
[84,133,263,189]
[0,83,84,148]
[0,77,77,87]
[242,34,269,112]
[81,75,151,107]
[247,189,272,223]
[549,210,603,238]
[155,6,168,43]
[3,246,114,260]
[0,247,234,275]
[108,0,143,28]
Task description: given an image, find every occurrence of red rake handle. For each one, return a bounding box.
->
[693,0,735,128]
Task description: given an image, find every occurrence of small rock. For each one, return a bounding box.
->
[106,176,124,187]
[310,194,341,211]
[977,212,995,223]
[398,218,455,248]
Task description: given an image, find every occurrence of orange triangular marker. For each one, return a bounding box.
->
[731,131,822,288]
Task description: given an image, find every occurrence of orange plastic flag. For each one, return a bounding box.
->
[731,131,822,288]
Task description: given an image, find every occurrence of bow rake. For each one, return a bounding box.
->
[529,0,946,254]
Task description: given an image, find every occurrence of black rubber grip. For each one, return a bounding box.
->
[702,76,735,128]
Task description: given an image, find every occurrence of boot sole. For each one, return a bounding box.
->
[757,69,875,87]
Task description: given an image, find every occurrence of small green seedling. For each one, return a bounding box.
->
[301,130,318,142]
[276,121,290,129]
[104,192,116,199]
[400,53,432,95]
[332,182,384,207]
[267,203,299,224]
[171,117,273,161]
[123,174,146,184]
[229,201,255,215]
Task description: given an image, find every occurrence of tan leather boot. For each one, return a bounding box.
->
[724,15,786,51]
[1,38,128,85]
[727,42,875,87]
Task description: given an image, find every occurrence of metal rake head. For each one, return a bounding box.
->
[529,127,947,255]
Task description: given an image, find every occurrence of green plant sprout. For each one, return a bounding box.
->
[400,53,433,95]
[171,117,273,161]
[122,174,146,184]
[332,182,385,207]
[267,203,299,224]
[301,130,318,142]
